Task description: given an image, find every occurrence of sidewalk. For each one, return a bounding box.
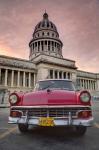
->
[0,103,10,108]
[92,100,99,112]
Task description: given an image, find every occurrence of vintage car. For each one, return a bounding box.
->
[8,79,93,135]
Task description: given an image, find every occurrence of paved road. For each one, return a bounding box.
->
[0,102,99,150]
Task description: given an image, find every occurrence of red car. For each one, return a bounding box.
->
[8,79,93,135]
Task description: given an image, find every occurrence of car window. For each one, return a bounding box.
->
[34,80,75,91]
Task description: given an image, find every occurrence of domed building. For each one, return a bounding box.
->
[0,12,99,105]
[29,12,63,60]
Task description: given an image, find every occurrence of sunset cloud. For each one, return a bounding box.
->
[0,0,99,73]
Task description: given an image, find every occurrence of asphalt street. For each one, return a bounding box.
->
[0,101,99,150]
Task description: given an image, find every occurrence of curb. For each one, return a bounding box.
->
[0,104,10,108]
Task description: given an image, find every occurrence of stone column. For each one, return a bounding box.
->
[50,41,52,51]
[89,80,90,90]
[91,81,92,90]
[89,80,91,90]
[37,42,38,51]
[93,81,94,90]
[11,70,14,87]
[87,80,89,89]
[23,71,26,87]
[17,71,20,87]
[70,73,72,79]
[86,80,88,89]
[79,79,81,88]
[40,41,41,51]
[85,80,87,89]
[66,72,68,79]
[47,41,48,51]
[53,70,55,79]
[29,72,31,88]
[92,81,94,90]
[57,71,59,79]
[90,80,92,90]
[81,79,83,88]
[83,79,85,89]
[94,81,99,91]
[5,69,8,86]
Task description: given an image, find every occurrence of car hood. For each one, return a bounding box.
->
[22,90,78,106]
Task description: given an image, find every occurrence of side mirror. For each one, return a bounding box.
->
[75,84,83,91]
[76,87,81,91]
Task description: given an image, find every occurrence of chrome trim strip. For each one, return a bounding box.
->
[11,105,91,109]
[8,116,94,127]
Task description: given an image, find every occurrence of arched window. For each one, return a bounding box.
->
[52,33,54,37]
[38,33,39,37]
[47,22,49,27]
[42,32,44,36]
[47,32,49,36]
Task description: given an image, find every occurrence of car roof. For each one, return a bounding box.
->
[38,79,72,82]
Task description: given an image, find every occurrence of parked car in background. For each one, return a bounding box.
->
[8,79,93,136]
[92,96,99,101]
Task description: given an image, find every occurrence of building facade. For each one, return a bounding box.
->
[0,12,99,104]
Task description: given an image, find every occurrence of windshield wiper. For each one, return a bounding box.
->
[41,84,53,90]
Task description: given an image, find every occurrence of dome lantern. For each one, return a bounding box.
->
[43,12,48,20]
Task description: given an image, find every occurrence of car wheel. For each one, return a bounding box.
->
[75,126,87,136]
[18,124,28,133]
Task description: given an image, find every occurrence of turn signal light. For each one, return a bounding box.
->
[78,111,92,119]
[10,111,22,117]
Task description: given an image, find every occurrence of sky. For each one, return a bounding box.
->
[0,0,99,73]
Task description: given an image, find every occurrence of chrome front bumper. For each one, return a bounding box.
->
[8,116,94,127]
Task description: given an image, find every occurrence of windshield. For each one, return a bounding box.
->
[34,80,75,91]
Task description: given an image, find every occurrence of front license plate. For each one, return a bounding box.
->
[39,117,54,126]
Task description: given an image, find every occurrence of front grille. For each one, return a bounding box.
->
[28,108,77,117]
[11,107,91,118]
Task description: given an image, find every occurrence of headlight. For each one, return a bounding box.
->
[80,92,91,103]
[9,94,18,104]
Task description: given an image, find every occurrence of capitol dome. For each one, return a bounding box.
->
[34,13,58,35]
[29,12,63,60]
